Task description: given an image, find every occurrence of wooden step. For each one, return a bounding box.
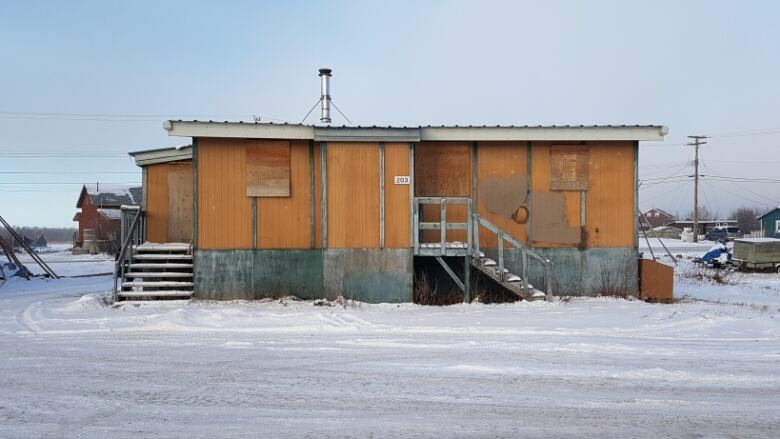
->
[125,272,193,278]
[133,243,190,252]
[122,280,193,289]
[470,262,539,301]
[132,254,192,260]
[129,263,193,269]
[118,290,193,299]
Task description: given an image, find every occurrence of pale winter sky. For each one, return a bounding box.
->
[1,0,779,228]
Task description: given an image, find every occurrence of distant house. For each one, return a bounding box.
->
[22,235,48,249]
[668,219,737,237]
[758,207,780,238]
[641,208,675,229]
[74,184,143,252]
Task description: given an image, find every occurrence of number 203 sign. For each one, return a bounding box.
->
[393,176,410,185]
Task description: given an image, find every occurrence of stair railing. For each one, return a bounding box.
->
[113,207,146,301]
[472,213,554,300]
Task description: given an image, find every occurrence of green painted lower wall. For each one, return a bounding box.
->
[194,249,412,303]
[485,247,639,296]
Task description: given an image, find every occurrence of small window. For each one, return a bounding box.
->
[776,219,780,232]
[550,145,589,191]
[246,142,291,197]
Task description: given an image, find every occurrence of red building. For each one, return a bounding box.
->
[73,184,142,253]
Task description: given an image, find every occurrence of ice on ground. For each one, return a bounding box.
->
[0,245,779,438]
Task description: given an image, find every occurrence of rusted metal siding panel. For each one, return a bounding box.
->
[476,142,527,247]
[586,142,635,248]
[415,142,472,243]
[327,142,381,248]
[145,163,169,243]
[639,259,674,301]
[197,138,252,249]
[257,140,311,248]
[384,142,410,248]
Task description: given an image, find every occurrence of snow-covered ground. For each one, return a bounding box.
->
[1,243,779,438]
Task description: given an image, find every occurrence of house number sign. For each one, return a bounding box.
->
[393,176,410,185]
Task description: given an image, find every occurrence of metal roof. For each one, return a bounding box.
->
[129,144,192,166]
[163,120,668,142]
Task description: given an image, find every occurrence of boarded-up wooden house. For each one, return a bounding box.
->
[74,184,143,253]
[117,122,667,302]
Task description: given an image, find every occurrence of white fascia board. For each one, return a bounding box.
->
[420,126,667,142]
[130,147,193,167]
[164,120,314,140]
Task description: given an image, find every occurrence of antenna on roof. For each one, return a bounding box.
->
[301,68,352,125]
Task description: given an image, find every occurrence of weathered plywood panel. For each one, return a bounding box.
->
[586,142,635,248]
[197,138,252,249]
[327,142,380,248]
[384,143,410,248]
[476,142,527,248]
[257,141,310,248]
[246,141,290,197]
[416,142,471,243]
[550,145,589,191]
[145,164,169,244]
[530,143,583,247]
[167,163,193,243]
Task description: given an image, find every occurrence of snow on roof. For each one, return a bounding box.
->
[97,208,122,220]
[81,184,142,207]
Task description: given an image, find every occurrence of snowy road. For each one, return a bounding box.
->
[1,272,779,438]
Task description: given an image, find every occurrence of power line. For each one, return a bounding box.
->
[0,182,140,185]
[0,171,138,174]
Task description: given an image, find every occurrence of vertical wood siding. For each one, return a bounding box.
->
[415,142,472,243]
[314,142,323,248]
[529,142,582,248]
[384,143,410,248]
[476,142,527,247]
[586,142,635,247]
[145,164,169,243]
[257,140,311,248]
[197,138,252,249]
[327,142,380,248]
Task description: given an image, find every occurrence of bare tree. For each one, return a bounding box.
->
[730,207,762,233]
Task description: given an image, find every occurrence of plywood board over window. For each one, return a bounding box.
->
[246,141,291,197]
[550,145,589,191]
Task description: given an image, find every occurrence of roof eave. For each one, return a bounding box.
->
[129,145,193,167]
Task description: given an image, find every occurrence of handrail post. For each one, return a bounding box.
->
[439,198,446,256]
[472,213,480,258]
[545,261,553,301]
[497,232,504,282]
[521,247,529,293]
[466,199,473,257]
[413,198,419,255]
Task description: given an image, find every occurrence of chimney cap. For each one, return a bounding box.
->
[319,68,332,76]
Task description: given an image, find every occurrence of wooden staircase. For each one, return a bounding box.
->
[414,197,553,302]
[116,243,193,301]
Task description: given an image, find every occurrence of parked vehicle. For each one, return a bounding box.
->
[696,241,732,268]
[704,226,741,241]
[733,238,780,273]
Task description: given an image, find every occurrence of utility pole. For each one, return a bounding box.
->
[687,135,708,242]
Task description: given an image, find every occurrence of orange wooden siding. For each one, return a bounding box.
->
[145,161,192,243]
[585,142,635,247]
[256,140,311,248]
[529,142,582,248]
[384,143,410,248]
[327,142,380,248]
[415,142,472,243]
[145,164,169,244]
[314,142,323,248]
[476,142,527,247]
[197,139,252,249]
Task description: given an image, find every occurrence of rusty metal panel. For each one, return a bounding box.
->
[639,259,674,301]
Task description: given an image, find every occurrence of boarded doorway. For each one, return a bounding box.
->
[167,164,193,243]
